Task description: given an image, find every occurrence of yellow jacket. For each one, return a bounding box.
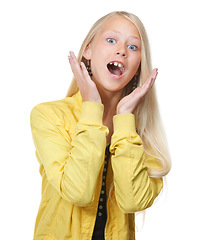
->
[30,91,163,240]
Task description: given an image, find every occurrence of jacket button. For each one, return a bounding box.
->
[98,212,102,217]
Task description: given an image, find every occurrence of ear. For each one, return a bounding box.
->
[83,44,92,60]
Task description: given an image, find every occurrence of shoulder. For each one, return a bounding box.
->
[30,91,82,127]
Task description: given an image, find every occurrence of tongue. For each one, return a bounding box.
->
[108,64,122,76]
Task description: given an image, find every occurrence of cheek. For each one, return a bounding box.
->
[91,50,108,74]
[131,55,141,74]
[91,57,102,73]
[90,57,105,83]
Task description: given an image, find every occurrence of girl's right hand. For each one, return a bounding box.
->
[68,51,101,103]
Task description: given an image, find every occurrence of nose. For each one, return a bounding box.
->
[115,44,127,58]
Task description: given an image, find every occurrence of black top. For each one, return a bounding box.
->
[92,144,110,240]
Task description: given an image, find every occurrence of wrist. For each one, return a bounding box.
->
[113,113,137,133]
[83,99,101,103]
[82,94,101,103]
[116,107,132,115]
[80,101,104,124]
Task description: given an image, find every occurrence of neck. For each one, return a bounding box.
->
[96,87,123,145]
[97,87,123,121]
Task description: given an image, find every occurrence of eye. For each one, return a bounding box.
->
[107,38,116,44]
[128,45,138,51]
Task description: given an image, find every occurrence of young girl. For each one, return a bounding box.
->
[30,11,171,240]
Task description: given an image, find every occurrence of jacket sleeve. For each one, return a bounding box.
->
[110,113,163,213]
[30,101,109,206]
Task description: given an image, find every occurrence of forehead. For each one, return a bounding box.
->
[96,15,141,39]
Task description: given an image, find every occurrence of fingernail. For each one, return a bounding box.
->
[69,51,74,59]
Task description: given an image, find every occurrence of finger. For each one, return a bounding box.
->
[80,62,89,78]
[80,62,95,86]
[149,68,158,89]
[80,61,101,103]
[68,51,84,85]
[68,51,77,64]
[68,51,80,71]
[142,68,158,90]
[132,68,157,99]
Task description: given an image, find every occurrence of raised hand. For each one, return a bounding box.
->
[68,51,101,103]
[116,68,158,114]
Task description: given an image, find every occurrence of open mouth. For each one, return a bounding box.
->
[107,61,125,77]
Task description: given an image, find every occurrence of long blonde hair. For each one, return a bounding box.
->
[66,11,171,178]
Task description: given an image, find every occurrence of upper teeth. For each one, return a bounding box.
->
[110,62,123,68]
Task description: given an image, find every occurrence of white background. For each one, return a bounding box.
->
[1,0,204,239]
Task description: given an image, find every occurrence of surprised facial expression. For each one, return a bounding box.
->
[83,15,141,93]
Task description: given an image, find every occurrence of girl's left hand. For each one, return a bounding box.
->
[116,68,158,114]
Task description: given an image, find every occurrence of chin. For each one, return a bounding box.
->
[101,83,126,93]
[93,73,129,93]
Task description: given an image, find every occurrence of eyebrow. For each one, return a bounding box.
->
[105,30,140,41]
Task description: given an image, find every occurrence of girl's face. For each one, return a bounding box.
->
[83,15,141,93]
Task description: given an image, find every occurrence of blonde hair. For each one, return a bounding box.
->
[66,11,171,178]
